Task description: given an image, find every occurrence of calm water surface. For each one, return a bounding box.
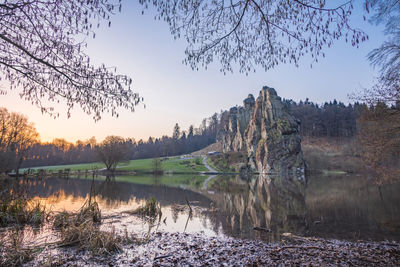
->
[5,173,400,243]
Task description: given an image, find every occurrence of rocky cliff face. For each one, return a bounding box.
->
[220,86,305,175]
[221,94,255,152]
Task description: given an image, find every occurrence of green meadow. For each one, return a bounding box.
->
[22,156,208,173]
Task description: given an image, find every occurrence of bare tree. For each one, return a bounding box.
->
[358,0,400,105]
[357,103,400,183]
[350,1,400,184]
[140,0,368,73]
[0,107,39,174]
[0,0,141,120]
[96,135,129,171]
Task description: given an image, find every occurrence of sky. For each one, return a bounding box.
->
[0,1,386,143]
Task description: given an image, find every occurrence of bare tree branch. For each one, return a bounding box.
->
[140,0,368,73]
[0,0,141,121]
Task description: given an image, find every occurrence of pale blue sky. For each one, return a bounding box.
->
[1,1,385,142]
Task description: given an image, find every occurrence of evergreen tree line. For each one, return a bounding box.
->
[283,99,363,138]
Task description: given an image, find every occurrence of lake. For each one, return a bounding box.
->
[2,172,400,244]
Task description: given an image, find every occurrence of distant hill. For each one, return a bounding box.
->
[190,142,222,157]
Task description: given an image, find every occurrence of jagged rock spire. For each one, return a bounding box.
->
[220,86,305,175]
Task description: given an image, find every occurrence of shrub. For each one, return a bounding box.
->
[0,197,46,226]
[129,197,162,220]
[59,221,122,255]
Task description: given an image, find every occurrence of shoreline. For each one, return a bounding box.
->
[24,231,400,266]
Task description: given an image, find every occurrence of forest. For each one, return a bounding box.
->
[18,116,219,169]
[2,97,397,178]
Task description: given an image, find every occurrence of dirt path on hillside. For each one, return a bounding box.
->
[202,156,218,189]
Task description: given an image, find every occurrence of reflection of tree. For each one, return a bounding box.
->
[151,173,161,186]
[152,158,163,175]
[183,209,193,232]
[96,176,122,208]
[171,207,179,223]
[306,174,400,241]
[18,176,212,210]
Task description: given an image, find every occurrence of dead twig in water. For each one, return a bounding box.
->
[185,197,192,213]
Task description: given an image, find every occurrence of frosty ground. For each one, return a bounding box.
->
[28,231,400,266]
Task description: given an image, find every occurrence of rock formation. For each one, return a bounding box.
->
[220,86,305,175]
[221,94,255,152]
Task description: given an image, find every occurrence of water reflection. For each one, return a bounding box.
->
[2,172,400,242]
[305,174,400,241]
[14,176,211,211]
[206,173,307,242]
[208,173,400,241]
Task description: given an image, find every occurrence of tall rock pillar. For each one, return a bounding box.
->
[246,87,305,175]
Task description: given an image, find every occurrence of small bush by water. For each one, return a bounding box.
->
[0,178,141,263]
[59,221,123,255]
[0,192,46,227]
[53,201,101,230]
[53,200,138,255]
[130,197,161,219]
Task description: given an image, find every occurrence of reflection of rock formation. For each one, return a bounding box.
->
[208,174,306,241]
[220,87,305,174]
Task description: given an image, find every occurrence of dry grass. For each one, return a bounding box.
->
[59,221,123,255]
[0,178,139,263]
[0,183,45,265]
[0,179,138,261]
[1,246,33,266]
[0,193,46,227]
[0,229,34,266]
[302,137,365,173]
[53,201,101,230]
[76,201,101,224]
[129,197,162,220]
[53,200,138,255]
[53,210,71,229]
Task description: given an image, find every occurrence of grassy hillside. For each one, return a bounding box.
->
[22,156,208,173]
[21,162,106,172]
[302,137,365,174]
[207,152,247,173]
